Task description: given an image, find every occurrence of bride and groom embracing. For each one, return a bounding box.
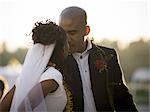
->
[0,6,137,112]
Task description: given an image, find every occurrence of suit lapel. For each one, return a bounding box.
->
[88,44,111,110]
[65,55,84,111]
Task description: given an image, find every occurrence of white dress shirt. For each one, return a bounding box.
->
[73,39,97,112]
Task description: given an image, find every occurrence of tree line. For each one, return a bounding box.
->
[0,38,149,82]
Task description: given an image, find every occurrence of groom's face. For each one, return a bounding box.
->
[59,17,86,53]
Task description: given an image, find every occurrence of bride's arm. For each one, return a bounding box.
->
[0,86,15,112]
[18,79,58,110]
[40,79,58,97]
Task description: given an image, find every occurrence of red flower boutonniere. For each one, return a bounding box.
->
[95,60,107,73]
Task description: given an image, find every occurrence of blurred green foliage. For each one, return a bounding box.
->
[0,38,149,82]
[0,42,27,66]
[135,89,149,104]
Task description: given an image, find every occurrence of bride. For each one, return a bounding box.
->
[0,20,70,111]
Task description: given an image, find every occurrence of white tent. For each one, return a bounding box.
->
[0,66,19,90]
[132,68,150,83]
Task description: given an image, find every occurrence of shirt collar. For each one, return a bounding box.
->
[73,38,92,56]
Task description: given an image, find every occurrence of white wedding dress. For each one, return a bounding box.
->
[10,43,67,112]
[35,67,67,111]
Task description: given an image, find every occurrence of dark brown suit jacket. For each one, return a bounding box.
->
[63,43,138,111]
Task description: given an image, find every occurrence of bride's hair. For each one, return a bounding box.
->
[31,20,68,70]
[32,20,63,45]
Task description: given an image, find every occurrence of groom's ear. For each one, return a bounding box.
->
[85,25,90,36]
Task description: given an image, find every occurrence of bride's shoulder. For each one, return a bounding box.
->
[41,67,63,81]
[45,67,61,75]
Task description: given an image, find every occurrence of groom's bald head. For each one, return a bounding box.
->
[59,6,87,26]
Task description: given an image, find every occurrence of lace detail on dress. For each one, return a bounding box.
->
[63,81,73,112]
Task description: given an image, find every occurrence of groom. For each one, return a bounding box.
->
[59,6,138,111]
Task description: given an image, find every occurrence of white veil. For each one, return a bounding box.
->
[10,43,55,112]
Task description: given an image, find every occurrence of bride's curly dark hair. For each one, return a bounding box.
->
[32,20,65,45]
[31,20,68,70]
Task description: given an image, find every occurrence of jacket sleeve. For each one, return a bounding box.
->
[110,49,138,112]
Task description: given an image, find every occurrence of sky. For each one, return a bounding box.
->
[0,0,149,51]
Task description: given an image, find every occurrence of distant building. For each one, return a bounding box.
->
[131,68,150,107]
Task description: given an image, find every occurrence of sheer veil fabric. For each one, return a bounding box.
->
[10,43,55,112]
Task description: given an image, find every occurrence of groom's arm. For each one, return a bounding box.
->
[0,86,15,112]
[110,49,138,111]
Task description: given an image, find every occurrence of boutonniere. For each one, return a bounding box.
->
[92,45,114,73]
[94,59,107,73]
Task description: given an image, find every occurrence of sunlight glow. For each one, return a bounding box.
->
[0,0,149,51]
